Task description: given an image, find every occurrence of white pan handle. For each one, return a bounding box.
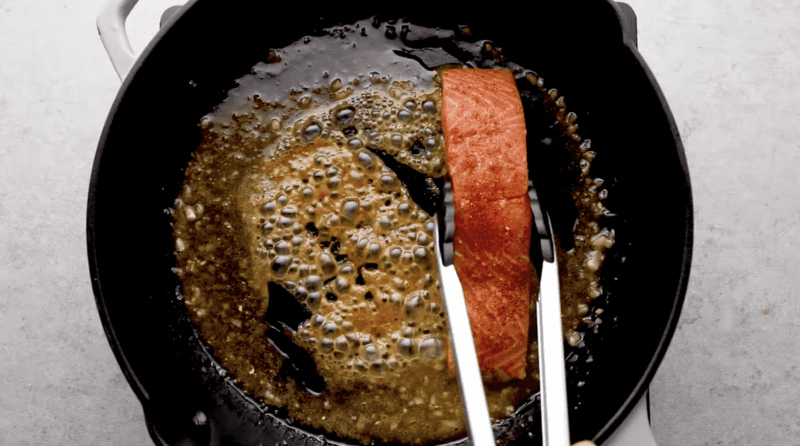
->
[97,0,185,81]
[604,392,659,446]
[97,0,139,80]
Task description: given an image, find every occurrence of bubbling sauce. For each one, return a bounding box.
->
[172,16,614,445]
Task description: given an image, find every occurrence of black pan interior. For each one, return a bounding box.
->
[87,1,692,445]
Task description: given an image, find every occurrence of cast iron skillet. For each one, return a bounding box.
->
[88,1,692,445]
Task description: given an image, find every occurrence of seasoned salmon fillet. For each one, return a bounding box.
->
[442,68,532,379]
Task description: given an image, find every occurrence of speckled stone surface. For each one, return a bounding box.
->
[626,1,800,444]
[1,1,798,445]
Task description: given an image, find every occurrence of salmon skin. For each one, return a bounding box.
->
[442,68,532,380]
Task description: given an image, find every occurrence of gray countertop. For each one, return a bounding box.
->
[1,1,798,445]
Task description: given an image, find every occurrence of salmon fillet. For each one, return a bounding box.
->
[442,68,532,380]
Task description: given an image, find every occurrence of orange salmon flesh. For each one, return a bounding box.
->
[442,68,532,380]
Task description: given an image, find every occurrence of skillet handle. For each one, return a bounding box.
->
[145,405,220,446]
[614,2,638,48]
[604,391,659,446]
[96,0,139,80]
[96,0,185,80]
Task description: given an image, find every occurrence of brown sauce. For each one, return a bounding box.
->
[171,17,613,445]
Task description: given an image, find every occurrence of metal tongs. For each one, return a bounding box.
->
[433,178,495,446]
[433,178,570,446]
[529,181,571,446]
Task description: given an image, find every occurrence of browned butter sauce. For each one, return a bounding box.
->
[171,16,614,445]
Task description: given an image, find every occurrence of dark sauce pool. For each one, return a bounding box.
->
[171,16,615,446]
